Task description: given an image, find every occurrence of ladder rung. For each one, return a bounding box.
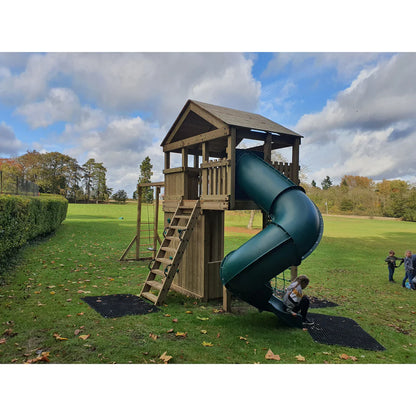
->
[152,269,166,277]
[141,292,158,303]
[156,257,172,265]
[160,247,177,253]
[165,236,180,242]
[174,215,190,219]
[170,226,187,230]
[146,280,163,290]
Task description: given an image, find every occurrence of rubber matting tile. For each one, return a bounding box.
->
[82,294,159,318]
[307,313,385,351]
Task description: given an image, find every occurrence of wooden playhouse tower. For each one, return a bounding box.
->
[140,100,303,308]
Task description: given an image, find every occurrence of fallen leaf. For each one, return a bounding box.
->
[49,291,55,295]
[160,351,173,364]
[197,316,209,321]
[149,333,158,341]
[0,338,6,344]
[25,351,50,364]
[340,353,350,360]
[265,349,281,361]
[74,329,81,336]
[164,314,171,317]
[200,330,207,334]
[53,333,68,341]
[212,309,223,313]
[202,341,213,347]
[185,310,193,314]
[295,354,306,362]
[172,318,178,323]
[239,336,247,341]
[79,334,90,341]
[175,332,187,338]
[167,329,174,333]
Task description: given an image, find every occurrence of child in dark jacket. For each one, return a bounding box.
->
[385,250,403,283]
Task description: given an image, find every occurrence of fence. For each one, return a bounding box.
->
[0,170,39,196]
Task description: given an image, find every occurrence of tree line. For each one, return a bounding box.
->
[304,175,416,221]
[1,150,111,203]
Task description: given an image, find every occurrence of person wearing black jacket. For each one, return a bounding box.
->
[385,250,403,283]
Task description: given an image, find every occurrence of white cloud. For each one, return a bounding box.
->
[296,53,416,184]
[16,88,82,128]
[0,122,22,156]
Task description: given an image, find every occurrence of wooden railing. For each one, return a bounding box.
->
[200,158,230,200]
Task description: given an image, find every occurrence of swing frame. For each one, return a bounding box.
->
[119,181,164,261]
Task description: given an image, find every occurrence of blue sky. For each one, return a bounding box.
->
[1,51,415,197]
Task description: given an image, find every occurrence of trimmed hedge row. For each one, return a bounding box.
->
[0,194,68,265]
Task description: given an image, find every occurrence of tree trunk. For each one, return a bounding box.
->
[247,210,255,229]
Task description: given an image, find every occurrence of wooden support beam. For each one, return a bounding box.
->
[162,127,229,153]
[136,185,142,260]
[264,133,272,163]
[291,137,300,185]
[164,152,170,170]
[227,127,236,210]
[182,147,188,168]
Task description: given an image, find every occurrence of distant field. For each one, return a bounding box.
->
[1,202,416,364]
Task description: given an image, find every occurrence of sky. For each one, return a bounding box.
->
[2,51,416,197]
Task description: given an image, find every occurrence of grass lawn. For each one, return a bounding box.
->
[1,203,416,364]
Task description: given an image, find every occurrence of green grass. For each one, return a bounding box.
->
[1,203,416,364]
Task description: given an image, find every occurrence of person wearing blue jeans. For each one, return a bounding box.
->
[402,250,415,289]
[385,250,403,283]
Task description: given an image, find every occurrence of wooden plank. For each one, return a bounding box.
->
[163,127,229,152]
[138,181,165,188]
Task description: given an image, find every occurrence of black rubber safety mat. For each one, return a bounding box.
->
[309,297,338,309]
[82,294,159,318]
[307,313,385,351]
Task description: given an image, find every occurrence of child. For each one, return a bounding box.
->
[282,275,313,326]
[402,250,415,289]
[384,250,403,283]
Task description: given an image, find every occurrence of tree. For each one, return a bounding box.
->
[311,179,317,188]
[321,176,333,190]
[112,189,127,203]
[82,159,96,202]
[138,156,153,203]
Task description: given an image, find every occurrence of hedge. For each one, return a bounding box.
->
[0,194,68,265]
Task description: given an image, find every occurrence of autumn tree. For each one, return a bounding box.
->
[138,156,154,203]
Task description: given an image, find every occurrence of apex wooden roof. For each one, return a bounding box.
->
[190,100,301,137]
[161,99,302,155]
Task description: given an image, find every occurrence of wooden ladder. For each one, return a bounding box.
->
[140,199,201,305]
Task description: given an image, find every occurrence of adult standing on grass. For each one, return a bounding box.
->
[402,250,415,289]
[384,250,403,283]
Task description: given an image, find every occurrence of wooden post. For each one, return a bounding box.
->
[136,185,142,260]
[223,286,232,312]
[182,148,188,168]
[202,142,209,196]
[153,186,160,258]
[263,133,272,229]
[290,137,301,280]
[227,127,236,210]
[291,137,300,185]
[164,152,171,170]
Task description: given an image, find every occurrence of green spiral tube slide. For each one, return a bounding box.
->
[220,150,324,327]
